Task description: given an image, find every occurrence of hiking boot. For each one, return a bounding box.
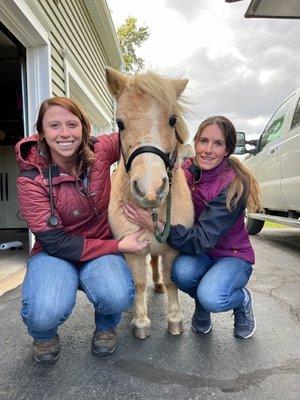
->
[91,329,118,356]
[33,335,60,364]
[234,288,256,339]
[191,300,212,334]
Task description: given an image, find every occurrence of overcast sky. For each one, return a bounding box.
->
[106,0,300,141]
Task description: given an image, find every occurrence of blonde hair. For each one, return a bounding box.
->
[227,156,262,212]
[36,96,94,176]
[130,72,189,150]
[194,116,261,212]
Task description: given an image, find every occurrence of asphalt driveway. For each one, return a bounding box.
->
[0,228,299,400]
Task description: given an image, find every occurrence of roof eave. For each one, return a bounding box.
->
[84,0,124,70]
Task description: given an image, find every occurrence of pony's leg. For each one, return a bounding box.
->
[124,253,150,339]
[161,250,183,335]
[150,255,165,293]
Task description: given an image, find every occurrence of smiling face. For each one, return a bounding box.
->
[194,124,228,170]
[41,105,83,169]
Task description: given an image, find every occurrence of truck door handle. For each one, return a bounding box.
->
[0,173,3,201]
[270,148,276,153]
[5,173,8,201]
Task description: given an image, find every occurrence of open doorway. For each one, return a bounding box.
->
[0,23,29,279]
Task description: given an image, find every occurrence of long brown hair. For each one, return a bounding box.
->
[36,96,94,175]
[194,115,261,212]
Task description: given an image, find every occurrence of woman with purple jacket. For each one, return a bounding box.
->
[124,115,261,339]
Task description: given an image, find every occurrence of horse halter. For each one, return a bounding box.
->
[117,121,184,243]
[119,124,183,175]
[125,145,178,174]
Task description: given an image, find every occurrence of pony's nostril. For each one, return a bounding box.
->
[156,177,168,199]
[133,180,145,198]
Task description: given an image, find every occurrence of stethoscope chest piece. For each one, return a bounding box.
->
[47,215,59,228]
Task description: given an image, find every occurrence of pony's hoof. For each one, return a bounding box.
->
[154,283,165,293]
[168,321,183,335]
[134,326,150,340]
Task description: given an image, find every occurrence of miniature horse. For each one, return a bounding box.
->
[106,67,194,339]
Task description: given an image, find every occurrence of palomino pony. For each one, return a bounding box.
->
[106,67,194,339]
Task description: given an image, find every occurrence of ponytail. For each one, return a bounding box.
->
[227,156,262,213]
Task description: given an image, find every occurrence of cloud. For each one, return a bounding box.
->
[107,0,300,139]
[163,7,300,137]
[164,0,211,21]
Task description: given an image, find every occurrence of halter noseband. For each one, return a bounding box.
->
[125,146,177,173]
[121,129,183,174]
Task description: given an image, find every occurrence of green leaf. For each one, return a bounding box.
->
[116,16,150,74]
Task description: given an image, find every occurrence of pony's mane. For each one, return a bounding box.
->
[126,72,189,146]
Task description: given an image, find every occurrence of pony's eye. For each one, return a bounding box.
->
[169,115,177,127]
[116,119,125,131]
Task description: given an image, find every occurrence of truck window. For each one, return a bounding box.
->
[259,94,295,151]
[291,97,300,130]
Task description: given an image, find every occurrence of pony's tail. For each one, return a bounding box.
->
[227,155,262,213]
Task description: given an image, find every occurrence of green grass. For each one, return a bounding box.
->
[264,221,286,228]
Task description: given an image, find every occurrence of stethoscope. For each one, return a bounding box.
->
[46,165,95,228]
[47,164,59,228]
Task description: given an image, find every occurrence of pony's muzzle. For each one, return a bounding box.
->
[132,177,169,208]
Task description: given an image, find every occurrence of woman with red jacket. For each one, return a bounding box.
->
[124,116,261,339]
[16,97,148,364]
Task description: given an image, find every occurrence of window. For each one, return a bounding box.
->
[291,96,300,130]
[259,94,295,151]
[63,50,112,134]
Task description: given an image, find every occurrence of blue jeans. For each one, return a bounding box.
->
[21,253,135,340]
[171,254,253,312]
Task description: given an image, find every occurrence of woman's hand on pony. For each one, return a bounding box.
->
[118,229,149,253]
[123,203,155,232]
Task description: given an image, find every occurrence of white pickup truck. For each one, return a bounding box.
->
[236,87,300,234]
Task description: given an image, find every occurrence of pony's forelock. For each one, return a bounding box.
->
[126,72,189,145]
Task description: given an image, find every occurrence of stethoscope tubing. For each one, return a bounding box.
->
[47,164,59,227]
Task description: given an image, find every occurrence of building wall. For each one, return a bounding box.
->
[36,0,117,129]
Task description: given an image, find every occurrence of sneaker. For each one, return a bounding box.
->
[234,288,256,339]
[91,329,117,356]
[33,335,60,364]
[191,300,212,334]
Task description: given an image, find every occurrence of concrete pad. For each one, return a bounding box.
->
[0,268,25,297]
[0,229,28,296]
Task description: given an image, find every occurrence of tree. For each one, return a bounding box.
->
[117,16,150,74]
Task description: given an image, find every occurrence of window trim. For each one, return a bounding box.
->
[63,49,112,133]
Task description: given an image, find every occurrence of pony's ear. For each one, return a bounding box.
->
[105,67,127,98]
[171,79,189,98]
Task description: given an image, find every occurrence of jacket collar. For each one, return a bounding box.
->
[188,157,229,183]
[15,134,48,172]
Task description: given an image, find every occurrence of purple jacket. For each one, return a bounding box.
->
[167,157,255,264]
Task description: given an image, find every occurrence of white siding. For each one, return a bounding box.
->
[37,0,116,127]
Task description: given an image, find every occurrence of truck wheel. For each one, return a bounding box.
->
[246,217,265,235]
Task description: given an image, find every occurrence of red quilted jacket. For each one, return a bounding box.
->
[15,133,120,263]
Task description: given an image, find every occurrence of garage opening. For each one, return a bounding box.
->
[0,22,29,282]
